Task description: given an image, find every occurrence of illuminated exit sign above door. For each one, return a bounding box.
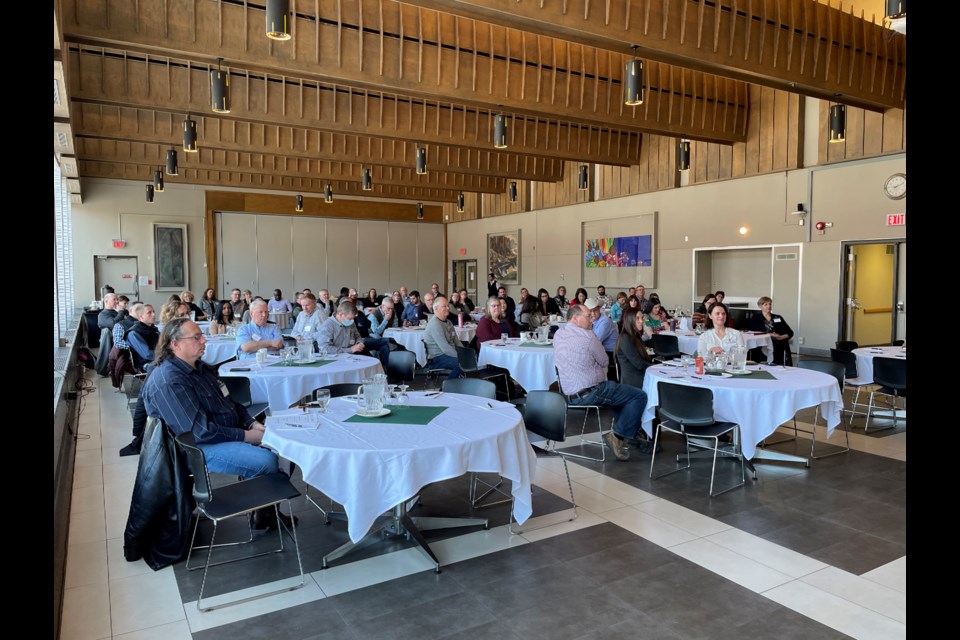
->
[886,213,905,226]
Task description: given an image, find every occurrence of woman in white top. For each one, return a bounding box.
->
[697,302,745,355]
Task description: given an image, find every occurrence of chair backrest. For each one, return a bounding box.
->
[652,333,680,357]
[456,345,480,372]
[283,335,298,348]
[889,339,905,347]
[386,350,417,384]
[220,376,254,407]
[873,357,906,391]
[829,348,858,380]
[173,429,213,505]
[798,359,845,391]
[523,391,568,443]
[657,382,716,426]
[835,340,859,352]
[442,377,497,398]
[320,383,361,398]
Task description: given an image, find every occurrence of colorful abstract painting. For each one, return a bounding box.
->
[584,235,652,268]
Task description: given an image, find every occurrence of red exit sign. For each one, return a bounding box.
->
[886,213,905,226]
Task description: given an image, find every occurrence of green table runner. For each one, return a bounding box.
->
[345,405,448,425]
[269,359,336,368]
[518,342,553,348]
[704,369,778,380]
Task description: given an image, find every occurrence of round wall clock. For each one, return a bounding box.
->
[883,173,906,200]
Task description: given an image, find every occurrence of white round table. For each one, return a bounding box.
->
[218,354,383,411]
[641,363,843,461]
[262,392,537,543]
[852,346,906,382]
[477,338,557,391]
[660,330,774,361]
[384,325,477,367]
[200,334,238,365]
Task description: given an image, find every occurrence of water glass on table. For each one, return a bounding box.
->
[313,389,330,415]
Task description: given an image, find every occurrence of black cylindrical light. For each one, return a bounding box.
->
[145,183,155,203]
[677,139,691,172]
[456,192,465,213]
[210,59,230,113]
[417,202,424,219]
[153,167,164,192]
[624,58,644,106]
[415,145,427,174]
[509,181,518,202]
[361,167,373,191]
[295,194,304,212]
[829,104,846,143]
[886,0,905,19]
[166,148,179,175]
[266,0,292,41]
[324,183,333,203]
[578,164,589,191]
[183,115,198,152]
[493,114,508,149]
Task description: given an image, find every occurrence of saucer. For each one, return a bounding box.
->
[356,408,391,418]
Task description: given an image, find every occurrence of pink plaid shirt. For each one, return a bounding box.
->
[553,322,608,395]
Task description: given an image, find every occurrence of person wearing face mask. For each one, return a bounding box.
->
[267,288,292,313]
[315,300,367,355]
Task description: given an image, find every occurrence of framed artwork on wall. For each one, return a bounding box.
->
[153,223,189,291]
[487,230,520,284]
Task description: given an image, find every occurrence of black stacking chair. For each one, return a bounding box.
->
[386,350,417,386]
[554,366,606,462]
[219,375,269,421]
[835,340,859,352]
[866,357,907,432]
[442,377,497,399]
[456,345,510,401]
[652,334,682,362]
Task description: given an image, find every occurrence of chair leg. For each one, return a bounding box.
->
[509,453,577,534]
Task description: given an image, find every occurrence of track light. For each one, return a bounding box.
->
[493,113,508,149]
[166,148,178,175]
[183,115,198,152]
[677,139,691,172]
[415,145,427,174]
[145,183,155,203]
[624,46,643,106]
[295,194,304,212]
[456,192,465,213]
[210,58,230,114]
[417,202,424,220]
[324,183,333,203]
[578,164,589,191]
[362,167,373,191]
[829,104,846,143]
[153,167,164,192]
[509,181,518,202]
[265,0,292,41]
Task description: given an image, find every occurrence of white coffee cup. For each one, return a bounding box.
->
[256,348,268,365]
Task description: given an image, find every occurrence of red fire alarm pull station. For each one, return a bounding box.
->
[460,249,466,255]
[113,239,126,249]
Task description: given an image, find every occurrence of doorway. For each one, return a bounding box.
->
[451,259,478,304]
[94,255,139,299]
[840,241,906,346]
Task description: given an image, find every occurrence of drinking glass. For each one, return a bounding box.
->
[290,346,299,363]
[314,389,330,415]
[501,332,508,344]
[397,384,410,406]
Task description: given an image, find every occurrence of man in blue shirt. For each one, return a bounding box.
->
[236,300,284,359]
[401,290,428,326]
[586,297,618,352]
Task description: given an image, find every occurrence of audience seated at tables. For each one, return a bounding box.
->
[367,297,401,338]
[241,296,266,323]
[399,286,410,307]
[697,302,746,355]
[586,298,618,352]
[553,304,648,462]
[267,289,292,314]
[430,283,444,299]
[537,288,560,315]
[635,284,654,314]
[748,296,794,365]
[572,287,588,306]
[236,300,284,359]
[227,288,248,322]
[126,304,159,369]
[519,295,545,328]
[449,291,469,323]
[459,288,476,312]
[316,301,366,355]
[498,286,517,320]
[609,291,628,325]
[180,290,206,320]
[290,293,327,345]
[514,288,531,322]
[595,285,611,307]
[616,307,654,389]
[317,288,335,317]
[391,291,403,308]
[401,290,428,326]
[625,294,642,314]
[199,287,219,320]
[108,301,143,388]
[290,292,303,316]
[691,293,717,328]
[98,293,120,330]
[422,292,436,317]
[360,288,380,309]
[475,296,519,346]
[554,285,569,309]
[158,300,190,326]
[642,302,667,344]
[422,296,464,378]
[209,300,241,335]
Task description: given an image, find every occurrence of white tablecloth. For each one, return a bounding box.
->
[269,311,291,329]
[200,334,238,365]
[660,330,774,361]
[262,392,537,542]
[477,338,557,391]
[641,364,843,460]
[218,354,383,411]
[384,325,477,367]
[853,346,907,382]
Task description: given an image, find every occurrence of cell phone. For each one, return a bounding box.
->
[233,367,252,372]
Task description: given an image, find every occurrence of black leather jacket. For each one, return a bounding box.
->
[123,417,195,570]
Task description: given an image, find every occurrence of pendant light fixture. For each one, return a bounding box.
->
[210,57,230,114]
[624,46,644,106]
[295,194,304,212]
[493,113,508,149]
[677,139,691,172]
[183,115,198,153]
[153,167,164,192]
[828,103,846,143]
[166,148,179,175]
[578,164,589,191]
[415,145,427,174]
[417,203,424,220]
[265,0,292,41]
[324,183,333,203]
[361,167,373,191]
[145,183,155,203]
[509,181,518,202]
[456,192,465,213]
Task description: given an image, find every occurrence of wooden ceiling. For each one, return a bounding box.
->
[53,0,905,206]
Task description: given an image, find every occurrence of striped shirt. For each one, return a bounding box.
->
[552,322,608,395]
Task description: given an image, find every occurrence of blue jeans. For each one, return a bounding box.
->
[570,381,647,440]
[197,441,279,479]
[428,354,462,379]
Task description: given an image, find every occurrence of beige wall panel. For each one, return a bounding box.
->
[325,219,360,291]
[709,249,773,305]
[357,220,390,292]
[218,212,258,297]
[416,224,445,295]
[255,215,295,298]
[810,157,907,242]
[771,246,802,348]
[387,222,420,294]
[292,217,328,292]
[799,240,844,350]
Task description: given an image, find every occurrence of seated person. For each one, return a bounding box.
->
[616,307,654,390]
[98,293,120,330]
[198,287,219,320]
[498,286,517,320]
[748,296,794,365]
[290,293,327,345]
[317,289,336,317]
[475,296,519,346]
[553,304,648,462]
[642,303,667,344]
[236,300,284,359]
[595,285,611,307]
[519,295,545,328]
[368,297,401,339]
[537,288,560,316]
[572,287,589,306]
[241,296,266,323]
[126,304,160,371]
[180,290,206,320]
[459,288,476,313]
[209,300,242,335]
[422,292,436,317]
[267,289,292,314]
[316,300,392,367]
[226,288,248,322]
[691,293,717,329]
[108,301,144,388]
[609,291,628,325]
[513,288,531,323]
[554,286,569,309]
[586,298,618,352]
[697,302,746,355]
[401,290,429,326]
[422,296,463,378]
[449,291,468,320]
[430,283,444,299]
[360,288,380,309]
[158,300,190,326]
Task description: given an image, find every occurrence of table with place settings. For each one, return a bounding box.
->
[384,325,478,367]
[852,346,906,383]
[200,333,238,366]
[660,329,774,361]
[477,338,557,391]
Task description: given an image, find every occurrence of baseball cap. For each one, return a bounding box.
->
[583,297,601,310]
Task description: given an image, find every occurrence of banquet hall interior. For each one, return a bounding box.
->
[53,1,907,638]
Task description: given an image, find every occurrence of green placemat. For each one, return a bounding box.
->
[345,405,448,425]
[744,369,778,380]
[519,342,553,348]
[269,359,336,368]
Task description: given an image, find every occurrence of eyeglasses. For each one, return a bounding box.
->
[177,333,206,342]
